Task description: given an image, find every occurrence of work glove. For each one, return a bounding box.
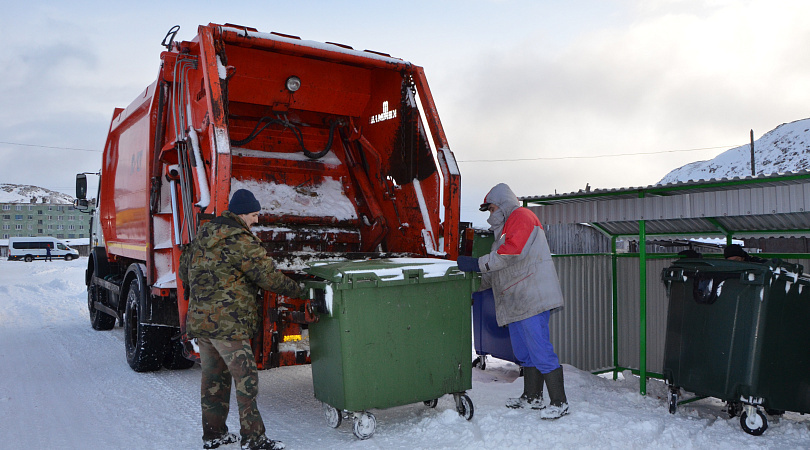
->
[456,255,481,273]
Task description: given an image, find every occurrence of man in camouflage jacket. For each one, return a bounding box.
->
[179,189,305,450]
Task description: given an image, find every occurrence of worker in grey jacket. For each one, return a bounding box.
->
[457,183,569,419]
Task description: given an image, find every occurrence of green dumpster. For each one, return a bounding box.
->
[661,258,810,436]
[305,258,477,439]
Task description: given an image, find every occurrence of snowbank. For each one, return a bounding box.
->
[1,260,808,449]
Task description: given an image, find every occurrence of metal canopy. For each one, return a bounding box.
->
[521,170,810,396]
[522,171,810,239]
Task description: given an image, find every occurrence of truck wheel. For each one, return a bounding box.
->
[24,255,33,262]
[88,280,115,331]
[124,278,169,372]
[162,337,195,370]
[65,255,73,261]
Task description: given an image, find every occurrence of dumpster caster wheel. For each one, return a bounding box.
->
[323,403,342,428]
[667,389,678,414]
[740,409,768,436]
[472,355,487,370]
[455,394,474,420]
[424,399,438,408]
[726,402,742,419]
[353,412,376,440]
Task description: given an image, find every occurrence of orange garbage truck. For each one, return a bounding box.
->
[75,23,461,372]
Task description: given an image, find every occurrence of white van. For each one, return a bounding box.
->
[8,237,80,262]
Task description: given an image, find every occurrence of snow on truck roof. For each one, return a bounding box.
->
[219,25,412,67]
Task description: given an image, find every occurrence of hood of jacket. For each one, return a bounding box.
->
[483,183,521,217]
[483,183,521,232]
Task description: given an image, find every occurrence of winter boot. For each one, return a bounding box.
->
[539,366,569,419]
[203,432,239,449]
[241,435,285,450]
[506,366,546,410]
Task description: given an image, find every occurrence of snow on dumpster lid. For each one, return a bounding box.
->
[305,257,459,283]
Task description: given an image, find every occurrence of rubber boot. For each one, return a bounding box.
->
[506,366,546,409]
[539,366,569,419]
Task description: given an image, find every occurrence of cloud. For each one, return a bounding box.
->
[3,0,809,228]
[441,0,810,225]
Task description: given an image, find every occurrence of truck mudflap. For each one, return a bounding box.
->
[142,291,182,327]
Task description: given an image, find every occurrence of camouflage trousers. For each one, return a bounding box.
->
[198,338,265,442]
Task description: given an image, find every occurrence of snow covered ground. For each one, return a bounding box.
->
[1,259,809,449]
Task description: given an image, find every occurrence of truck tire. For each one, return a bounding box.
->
[124,277,169,372]
[88,280,115,331]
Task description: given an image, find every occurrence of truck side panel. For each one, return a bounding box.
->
[101,82,157,263]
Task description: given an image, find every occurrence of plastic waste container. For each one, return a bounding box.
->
[661,258,810,436]
[472,288,517,370]
[305,258,477,439]
[463,228,518,370]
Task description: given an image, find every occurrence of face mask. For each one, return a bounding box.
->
[487,208,505,230]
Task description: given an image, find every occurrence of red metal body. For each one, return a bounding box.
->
[95,23,461,369]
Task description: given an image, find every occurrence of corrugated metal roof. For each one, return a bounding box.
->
[523,171,810,238]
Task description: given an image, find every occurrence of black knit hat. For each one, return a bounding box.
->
[228,189,261,215]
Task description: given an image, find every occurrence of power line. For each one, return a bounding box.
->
[0,139,740,161]
[457,145,740,163]
[0,141,101,152]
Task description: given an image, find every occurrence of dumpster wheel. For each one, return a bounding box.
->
[667,388,679,414]
[472,355,487,370]
[726,401,742,419]
[424,399,438,408]
[323,403,342,428]
[454,393,474,420]
[352,411,376,440]
[740,408,768,436]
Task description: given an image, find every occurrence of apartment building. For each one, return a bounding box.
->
[0,202,92,240]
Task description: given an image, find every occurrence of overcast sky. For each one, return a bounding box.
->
[2,0,809,225]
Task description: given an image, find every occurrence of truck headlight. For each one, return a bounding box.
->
[286,76,301,92]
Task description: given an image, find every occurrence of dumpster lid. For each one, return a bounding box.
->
[671,258,803,276]
[305,258,459,283]
[667,258,805,284]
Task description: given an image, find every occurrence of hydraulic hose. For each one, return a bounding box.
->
[230,116,341,160]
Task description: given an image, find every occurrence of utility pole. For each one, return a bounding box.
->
[750,129,756,177]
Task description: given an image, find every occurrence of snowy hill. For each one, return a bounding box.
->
[658,118,810,184]
[0,183,74,204]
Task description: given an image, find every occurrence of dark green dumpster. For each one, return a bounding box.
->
[662,258,810,436]
[305,258,477,439]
